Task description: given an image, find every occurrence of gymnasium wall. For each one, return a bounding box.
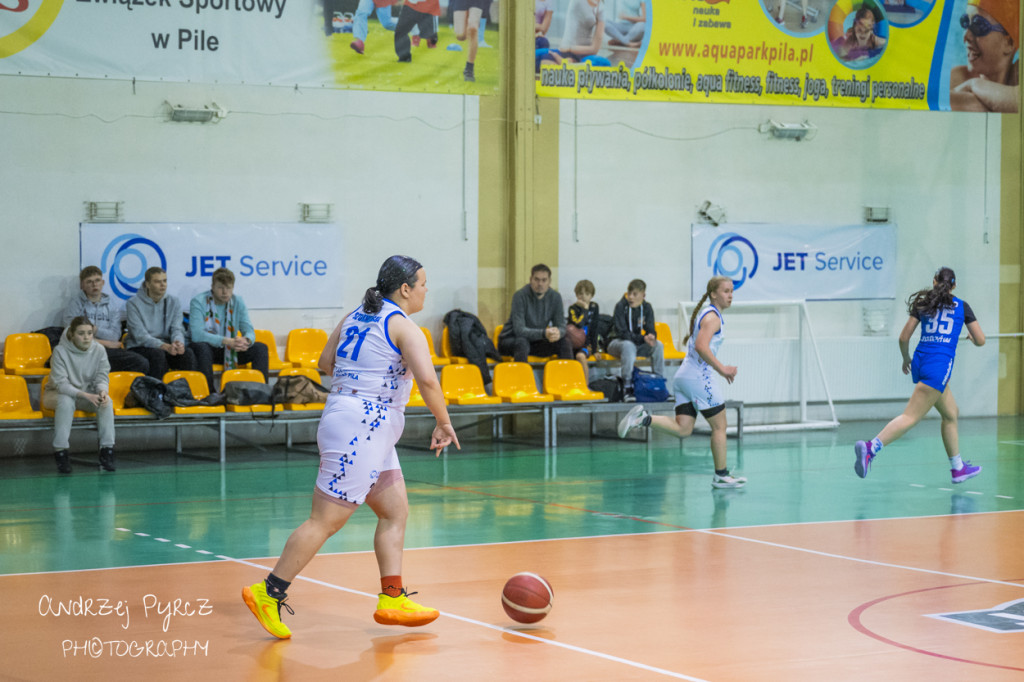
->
[0,76,481,350]
[0,75,1006,420]
[557,100,1002,417]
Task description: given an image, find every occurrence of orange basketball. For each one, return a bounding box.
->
[501,572,553,624]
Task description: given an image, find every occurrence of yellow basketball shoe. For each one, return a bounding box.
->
[373,589,440,627]
[242,581,294,639]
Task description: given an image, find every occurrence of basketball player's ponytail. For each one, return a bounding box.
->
[907,267,955,318]
[362,255,424,314]
[684,276,731,345]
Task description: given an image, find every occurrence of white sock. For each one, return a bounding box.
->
[950,454,963,470]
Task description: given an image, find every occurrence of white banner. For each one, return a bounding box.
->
[691,223,896,301]
[1,0,500,93]
[79,222,343,309]
[1,0,328,84]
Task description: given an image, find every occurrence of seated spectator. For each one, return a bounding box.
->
[43,316,115,474]
[189,267,269,392]
[498,263,573,362]
[606,278,664,397]
[567,279,600,381]
[63,266,149,375]
[126,267,196,379]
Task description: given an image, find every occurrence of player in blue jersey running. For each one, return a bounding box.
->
[242,255,460,639]
[854,267,985,483]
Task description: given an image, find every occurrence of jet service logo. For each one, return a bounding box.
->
[101,234,167,300]
[707,232,758,289]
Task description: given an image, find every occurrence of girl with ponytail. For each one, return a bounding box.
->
[618,276,745,489]
[243,255,460,640]
[854,267,986,483]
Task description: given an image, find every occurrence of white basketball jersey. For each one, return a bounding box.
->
[329,298,412,407]
[683,304,724,370]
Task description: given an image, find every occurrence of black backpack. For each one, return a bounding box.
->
[593,314,615,352]
[588,375,624,402]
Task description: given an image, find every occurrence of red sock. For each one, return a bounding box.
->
[380,576,403,598]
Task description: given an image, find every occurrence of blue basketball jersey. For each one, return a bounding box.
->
[329,298,412,407]
[912,296,975,359]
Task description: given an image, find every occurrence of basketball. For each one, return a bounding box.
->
[501,572,553,624]
[566,324,586,351]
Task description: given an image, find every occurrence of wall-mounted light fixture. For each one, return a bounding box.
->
[864,206,891,223]
[697,200,726,227]
[763,119,817,141]
[300,203,333,223]
[84,201,124,222]
[165,101,226,123]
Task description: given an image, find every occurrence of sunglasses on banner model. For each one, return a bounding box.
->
[959,13,1008,38]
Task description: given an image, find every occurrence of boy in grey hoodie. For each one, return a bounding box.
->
[43,316,115,473]
[125,267,196,379]
[63,266,149,374]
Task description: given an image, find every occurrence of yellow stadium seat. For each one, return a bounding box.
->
[655,322,687,361]
[440,364,501,406]
[276,367,326,411]
[255,329,293,371]
[440,327,468,364]
[220,368,273,412]
[163,371,225,414]
[420,327,450,367]
[542,360,604,401]
[108,371,150,416]
[492,324,557,363]
[407,378,428,407]
[285,328,328,370]
[40,376,93,418]
[0,374,42,419]
[491,362,554,403]
[3,333,52,377]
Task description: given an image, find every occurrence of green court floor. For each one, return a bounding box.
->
[2,417,1023,576]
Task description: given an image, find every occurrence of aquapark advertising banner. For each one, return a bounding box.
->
[692,223,896,300]
[80,223,343,309]
[0,0,498,94]
[536,0,1019,112]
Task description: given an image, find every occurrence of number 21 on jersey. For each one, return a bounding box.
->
[337,325,369,361]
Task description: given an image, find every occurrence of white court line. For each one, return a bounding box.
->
[224,555,708,681]
[696,528,1024,590]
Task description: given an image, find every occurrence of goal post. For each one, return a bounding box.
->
[676,300,839,433]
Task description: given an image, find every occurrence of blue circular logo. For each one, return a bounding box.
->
[707,233,758,289]
[100,234,166,300]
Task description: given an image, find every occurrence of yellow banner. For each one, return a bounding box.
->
[535,0,1020,112]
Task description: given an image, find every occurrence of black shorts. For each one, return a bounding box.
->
[450,0,491,12]
[675,402,725,419]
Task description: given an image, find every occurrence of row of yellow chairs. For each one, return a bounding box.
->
[409,360,604,407]
[0,367,327,420]
[1,328,332,378]
[428,321,686,366]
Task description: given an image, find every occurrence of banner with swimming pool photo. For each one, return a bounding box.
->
[535,0,1018,112]
[692,223,897,301]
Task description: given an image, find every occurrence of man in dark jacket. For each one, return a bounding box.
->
[607,279,664,396]
[497,264,573,363]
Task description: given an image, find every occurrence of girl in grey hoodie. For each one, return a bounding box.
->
[43,316,115,473]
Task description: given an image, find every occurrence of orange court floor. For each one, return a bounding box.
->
[2,415,1023,681]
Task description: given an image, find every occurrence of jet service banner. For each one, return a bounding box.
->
[692,222,896,300]
[80,223,343,309]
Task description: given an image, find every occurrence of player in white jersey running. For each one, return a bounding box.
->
[618,276,746,489]
[243,255,460,639]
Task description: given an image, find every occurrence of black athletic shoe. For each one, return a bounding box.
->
[54,450,72,474]
[463,64,475,82]
[99,447,116,472]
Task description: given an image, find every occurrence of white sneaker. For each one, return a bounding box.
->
[617,404,648,438]
[711,473,746,489]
